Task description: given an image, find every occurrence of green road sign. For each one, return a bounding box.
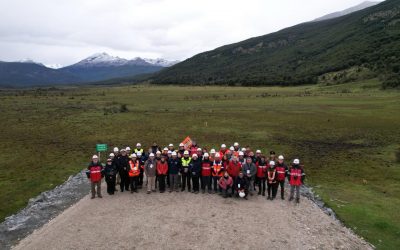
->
[96,144,108,152]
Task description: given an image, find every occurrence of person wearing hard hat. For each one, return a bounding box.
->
[168,151,181,192]
[227,156,242,196]
[136,151,145,189]
[134,143,144,155]
[116,149,130,192]
[233,142,240,157]
[168,143,175,152]
[189,154,202,193]
[162,147,169,158]
[181,150,192,192]
[276,155,289,199]
[256,155,267,196]
[128,154,140,193]
[189,140,199,156]
[178,143,185,156]
[104,157,117,195]
[234,172,249,199]
[219,144,227,157]
[267,161,278,200]
[241,157,256,195]
[113,147,120,187]
[218,171,233,198]
[201,153,213,193]
[126,147,131,156]
[238,151,246,165]
[144,153,157,194]
[209,149,216,161]
[196,148,203,158]
[212,153,224,194]
[288,159,305,203]
[156,155,169,193]
[87,155,103,199]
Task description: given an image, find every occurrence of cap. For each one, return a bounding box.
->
[210,149,216,154]
[184,150,189,155]
[120,148,126,152]
[256,150,261,154]
[163,147,168,151]
[169,143,174,147]
[197,148,202,151]
[109,153,115,157]
[293,159,300,164]
[239,151,244,156]
[203,153,209,157]
[136,143,141,147]
[241,147,246,152]
[130,153,137,158]
[113,147,119,152]
[126,147,131,151]
[179,143,184,147]
[171,151,177,156]
[270,151,276,155]
[149,153,155,157]
[278,155,284,160]
[92,155,98,159]
[215,153,221,158]
[229,146,234,151]
[221,144,226,148]
[269,161,275,166]
[192,154,198,158]
[234,142,239,147]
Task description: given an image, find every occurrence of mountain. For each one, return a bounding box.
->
[143,58,180,67]
[152,0,400,87]
[59,53,163,82]
[0,61,78,86]
[314,1,380,21]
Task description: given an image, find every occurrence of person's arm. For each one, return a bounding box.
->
[301,168,306,184]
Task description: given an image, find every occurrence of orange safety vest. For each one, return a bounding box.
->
[128,160,140,177]
[212,161,223,177]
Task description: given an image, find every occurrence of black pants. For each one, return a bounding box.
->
[138,170,144,187]
[106,175,116,194]
[257,177,266,194]
[213,176,221,192]
[158,175,166,192]
[129,176,139,191]
[192,175,200,192]
[201,176,212,191]
[166,171,170,187]
[277,180,285,198]
[222,186,232,197]
[267,182,278,198]
[181,172,191,191]
[119,171,129,191]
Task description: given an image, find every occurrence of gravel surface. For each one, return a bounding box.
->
[12,181,373,250]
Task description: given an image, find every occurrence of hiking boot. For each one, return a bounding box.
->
[281,196,285,200]
[262,192,265,196]
[296,198,300,204]
[267,196,271,200]
[257,192,261,195]
[289,197,294,201]
[91,196,95,199]
[98,195,103,198]
[202,190,205,194]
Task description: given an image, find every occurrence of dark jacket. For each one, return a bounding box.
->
[168,157,181,175]
[189,158,202,176]
[235,176,249,190]
[144,158,157,177]
[116,155,130,174]
[104,163,117,176]
[242,162,256,179]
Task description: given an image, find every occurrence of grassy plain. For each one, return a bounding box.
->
[0,80,399,249]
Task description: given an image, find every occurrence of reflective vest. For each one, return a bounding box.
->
[128,160,140,177]
[289,168,303,186]
[212,161,223,177]
[256,164,267,178]
[90,165,102,182]
[134,148,144,154]
[267,169,276,184]
[181,157,192,167]
[275,165,286,181]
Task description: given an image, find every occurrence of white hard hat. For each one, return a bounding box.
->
[171,151,177,156]
[130,153,137,158]
[210,149,216,154]
[229,146,234,151]
[203,153,209,157]
[234,142,239,147]
[269,161,275,166]
[149,153,155,157]
[113,147,119,152]
[163,147,168,151]
[241,148,246,152]
[169,143,174,147]
[239,191,245,198]
[92,155,98,159]
[168,150,172,154]
[120,148,126,152]
[179,143,184,147]
[256,150,261,154]
[136,143,141,147]
[156,151,161,154]
[126,147,131,151]
[293,159,300,164]
[221,144,226,148]
[278,155,284,160]
[136,151,142,156]
[184,150,189,155]
[192,154,198,158]
[197,148,202,151]
[109,153,115,157]
[239,151,244,156]
[215,153,221,158]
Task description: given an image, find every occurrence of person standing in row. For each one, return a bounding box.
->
[189,153,201,193]
[288,159,305,203]
[168,151,181,192]
[88,155,103,199]
[212,153,224,193]
[145,153,157,194]
[275,155,288,200]
[201,153,213,193]
[226,156,241,195]
[128,154,140,193]
[181,151,192,192]
[104,157,117,195]
[242,157,256,195]
[136,151,145,189]
[116,149,130,192]
[157,156,169,193]
[267,161,278,200]
[256,156,267,196]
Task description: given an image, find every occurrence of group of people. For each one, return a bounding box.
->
[87,141,306,203]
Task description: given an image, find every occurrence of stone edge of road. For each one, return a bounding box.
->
[0,171,375,249]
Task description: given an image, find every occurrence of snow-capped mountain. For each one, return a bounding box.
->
[143,58,180,67]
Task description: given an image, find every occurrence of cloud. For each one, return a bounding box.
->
[0,0,382,66]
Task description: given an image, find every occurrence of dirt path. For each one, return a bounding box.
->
[13,182,372,250]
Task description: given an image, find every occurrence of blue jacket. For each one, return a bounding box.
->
[168,157,181,175]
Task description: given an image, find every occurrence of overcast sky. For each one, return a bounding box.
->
[0,0,383,66]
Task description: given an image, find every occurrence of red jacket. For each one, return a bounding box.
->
[256,162,267,178]
[189,146,198,156]
[219,176,233,189]
[201,160,213,176]
[88,163,102,182]
[157,161,168,175]
[227,161,241,177]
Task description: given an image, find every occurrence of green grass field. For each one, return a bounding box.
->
[0,80,399,249]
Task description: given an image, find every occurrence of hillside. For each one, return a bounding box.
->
[152,0,400,87]
[314,1,380,21]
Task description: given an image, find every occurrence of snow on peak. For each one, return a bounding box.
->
[44,63,63,69]
[143,58,180,67]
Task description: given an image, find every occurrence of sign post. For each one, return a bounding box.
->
[96,144,108,162]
